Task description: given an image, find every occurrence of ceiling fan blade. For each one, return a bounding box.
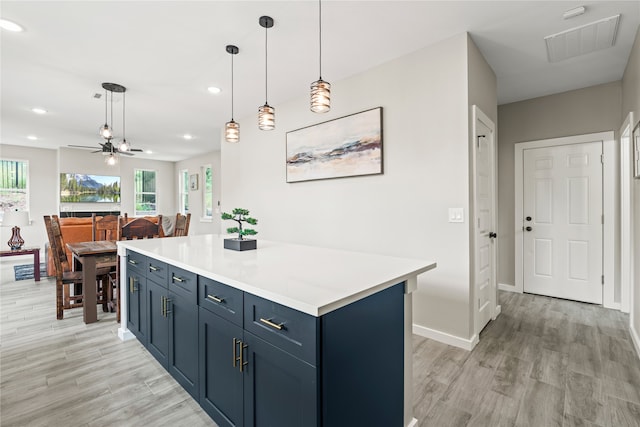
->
[130,148,144,152]
[119,151,135,156]
[68,145,98,149]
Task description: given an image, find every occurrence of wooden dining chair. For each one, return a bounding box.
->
[115,215,163,322]
[173,213,191,237]
[92,213,120,241]
[44,215,112,319]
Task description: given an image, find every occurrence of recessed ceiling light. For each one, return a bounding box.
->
[27,135,38,140]
[0,19,23,32]
[207,87,221,94]
[146,150,153,154]
[31,107,47,114]
[183,134,193,140]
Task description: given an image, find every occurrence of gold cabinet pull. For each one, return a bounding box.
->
[259,318,284,330]
[232,338,240,368]
[164,298,172,315]
[240,342,248,372]
[172,275,184,283]
[149,265,159,272]
[207,294,224,303]
[128,259,138,265]
[129,277,138,293]
[162,296,166,317]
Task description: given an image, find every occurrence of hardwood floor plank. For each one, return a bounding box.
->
[604,395,640,427]
[515,380,565,427]
[564,371,605,425]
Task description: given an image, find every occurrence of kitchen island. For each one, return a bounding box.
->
[117,234,436,427]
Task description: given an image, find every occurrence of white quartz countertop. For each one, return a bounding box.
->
[117,234,436,316]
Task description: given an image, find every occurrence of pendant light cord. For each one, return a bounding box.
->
[319,0,322,79]
[122,90,126,139]
[110,90,114,138]
[104,89,108,124]
[231,52,235,119]
[264,24,268,104]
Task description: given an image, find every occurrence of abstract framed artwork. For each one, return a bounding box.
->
[189,174,199,190]
[286,107,383,183]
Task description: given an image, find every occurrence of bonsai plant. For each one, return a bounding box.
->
[221,208,258,251]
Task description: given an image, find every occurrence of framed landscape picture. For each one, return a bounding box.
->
[286,107,383,183]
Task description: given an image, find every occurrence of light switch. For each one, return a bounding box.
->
[448,208,464,223]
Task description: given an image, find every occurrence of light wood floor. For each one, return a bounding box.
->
[2,259,639,426]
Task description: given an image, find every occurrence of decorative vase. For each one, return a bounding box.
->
[224,238,257,251]
[8,226,24,250]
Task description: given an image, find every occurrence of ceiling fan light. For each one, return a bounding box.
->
[258,104,275,131]
[99,124,112,139]
[105,153,117,165]
[119,139,130,152]
[225,120,240,143]
[310,79,331,113]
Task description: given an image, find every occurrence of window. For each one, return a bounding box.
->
[202,165,213,219]
[0,160,29,220]
[134,169,156,216]
[179,169,189,214]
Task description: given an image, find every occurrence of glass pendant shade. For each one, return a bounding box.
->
[105,153,117,165]
[99,124,112,139]
[310,79,331,113]
[119,139,130,152]
[258,104,275,131]
[225,120,240,143]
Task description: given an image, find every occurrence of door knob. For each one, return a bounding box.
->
[525,216,532,221]
[489,232,497,239]
[525,226,532,232]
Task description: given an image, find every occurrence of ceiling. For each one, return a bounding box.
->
[1,1,638,161]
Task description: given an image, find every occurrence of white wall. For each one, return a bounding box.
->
[222,33,491,342]
[58,147,176,218]
[0,145,57,253]
[621,27,640,349]
[0,145,176,253]
[174,150,222,235]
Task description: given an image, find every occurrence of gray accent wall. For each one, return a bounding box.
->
[497,82,623,291]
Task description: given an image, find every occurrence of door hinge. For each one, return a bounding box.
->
[601,275,604,285]
[600,154,604,164]
[601,214,604,224]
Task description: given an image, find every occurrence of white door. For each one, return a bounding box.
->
[473,107,496,335]
[522,142,603,304]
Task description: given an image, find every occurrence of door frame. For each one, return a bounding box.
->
[472,105,499,340]
[620,113,634,313]
[514,131,617,308]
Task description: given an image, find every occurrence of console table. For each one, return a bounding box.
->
[1,247,40,281]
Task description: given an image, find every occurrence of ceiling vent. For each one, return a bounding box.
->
[544,14,620,62]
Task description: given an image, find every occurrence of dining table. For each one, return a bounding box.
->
[66,240,117,324]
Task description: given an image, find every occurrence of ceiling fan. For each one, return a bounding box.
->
[68,82,143,158]
[68,139,142,156]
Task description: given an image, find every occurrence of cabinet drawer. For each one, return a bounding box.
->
[146,259,168,285]
[126,251,146,275]
[168,265,197,304]
[244,293,318,365]
[198,277,243,327]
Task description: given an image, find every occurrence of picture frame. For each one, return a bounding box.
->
[189,174,199,190]
[634,121,640,179]
[286,107,383,183]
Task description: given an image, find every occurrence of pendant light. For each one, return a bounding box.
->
[258,16,275,131]
[98,88,112,139]
[225,45,240,143]
[310,0,331,113]
[119,89,130,151]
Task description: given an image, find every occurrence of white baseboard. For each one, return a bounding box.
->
[498,283,519,293]
[604,301,621,311]
[118,328,135,341]
[494,305,502,319]
[412,324,477,351]
[406,417,418,427]
[630,323,640,361]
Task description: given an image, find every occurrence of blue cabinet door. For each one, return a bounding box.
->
[146,279,169,367]
[243,332,318,427]
[126,269,146,344]
[169,290,199,400]
[199,307,244,427]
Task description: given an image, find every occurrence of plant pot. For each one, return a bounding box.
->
[224,238,257,251]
